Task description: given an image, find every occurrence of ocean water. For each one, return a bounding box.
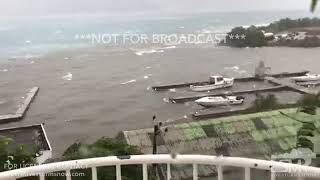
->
[0,10,318,59]
[0,11,320,156]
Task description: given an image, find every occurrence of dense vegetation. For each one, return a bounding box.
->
[225,26,267,47]
[57,137,150,180]
[260,17,320,33]
[298,93,320,115]
[251,94,280,112]
[224,17,320,47]
[0,137,38,172]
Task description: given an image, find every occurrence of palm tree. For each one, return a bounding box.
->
[312,0,318,12]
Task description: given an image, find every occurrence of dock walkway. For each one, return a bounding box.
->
[169,85,286,103]
[0,87,39,123]
[264,77,318,95]
[152,71,309,91]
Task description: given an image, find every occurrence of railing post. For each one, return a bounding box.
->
[167,163,171,180]
[39,173,45,180]
[244,167,250,180]
[116,164,122,180]
[193,164,198,180]
[142,164,148,180]
[217,165,223,180]
[91,167,97,180]
[270,171,276,180]
[66,170,71,180]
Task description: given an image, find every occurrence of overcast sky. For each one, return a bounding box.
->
[0,0,313,16]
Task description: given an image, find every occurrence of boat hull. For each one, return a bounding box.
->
[190,79,234,92]
[292,75,320,82]
[195,96,244,107]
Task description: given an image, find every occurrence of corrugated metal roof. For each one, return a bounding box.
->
[124,108,320,179]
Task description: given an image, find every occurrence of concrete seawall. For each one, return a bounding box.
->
[0,87,39,123]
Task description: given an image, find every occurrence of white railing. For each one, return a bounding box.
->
[0,154,320,180]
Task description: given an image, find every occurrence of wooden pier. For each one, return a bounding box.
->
[152,77,257,91]
[169,85,287,103]
[151,71,309,91]
[264,77,318,95]
[265,70,309,78]
[0,87,39,123]
[296,81,320,87]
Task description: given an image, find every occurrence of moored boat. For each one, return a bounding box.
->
[291,74,320,82]
[190,75,234,92]
[195,96,245,107]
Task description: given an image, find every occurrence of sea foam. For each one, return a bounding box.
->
[62,72,73,81]
[121,79,136,85]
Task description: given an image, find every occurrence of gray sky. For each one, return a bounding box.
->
[0,0,312,16]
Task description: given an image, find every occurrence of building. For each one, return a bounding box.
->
[123,108,320,179]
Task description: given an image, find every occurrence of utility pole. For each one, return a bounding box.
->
[152,115,162,154]
[152,115,168,180]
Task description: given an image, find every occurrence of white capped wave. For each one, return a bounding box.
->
[224,66,240,71]
[224,66,249,75]
[135,49,164,56]
[2,69,8,72]
[169,88,176,92]
[162,46,176,49]
[134,45,177,56]
[62,72,73,81]
[121,79,136,85]
[143,74,152,79]
[10,54,42,60]
[25,40,32,44]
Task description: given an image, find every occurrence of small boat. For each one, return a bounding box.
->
[190,75,234,92]
[291,74,320,82]
[195,96,245,107]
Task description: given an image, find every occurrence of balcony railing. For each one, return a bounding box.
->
[0,154,319,180]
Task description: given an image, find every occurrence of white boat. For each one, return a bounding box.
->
[190,75,234,92]
[291,74,320,82]
[195,96,245,107]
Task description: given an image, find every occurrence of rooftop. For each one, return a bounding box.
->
[123,108,320,178]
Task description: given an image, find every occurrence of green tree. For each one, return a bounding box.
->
[252,94,279,112]
[0,136,38,172]
[298,94,320,115]
[56,137,152,180]
[312,0,318,12]
[297,123,316,151]
[225,26,267,47]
